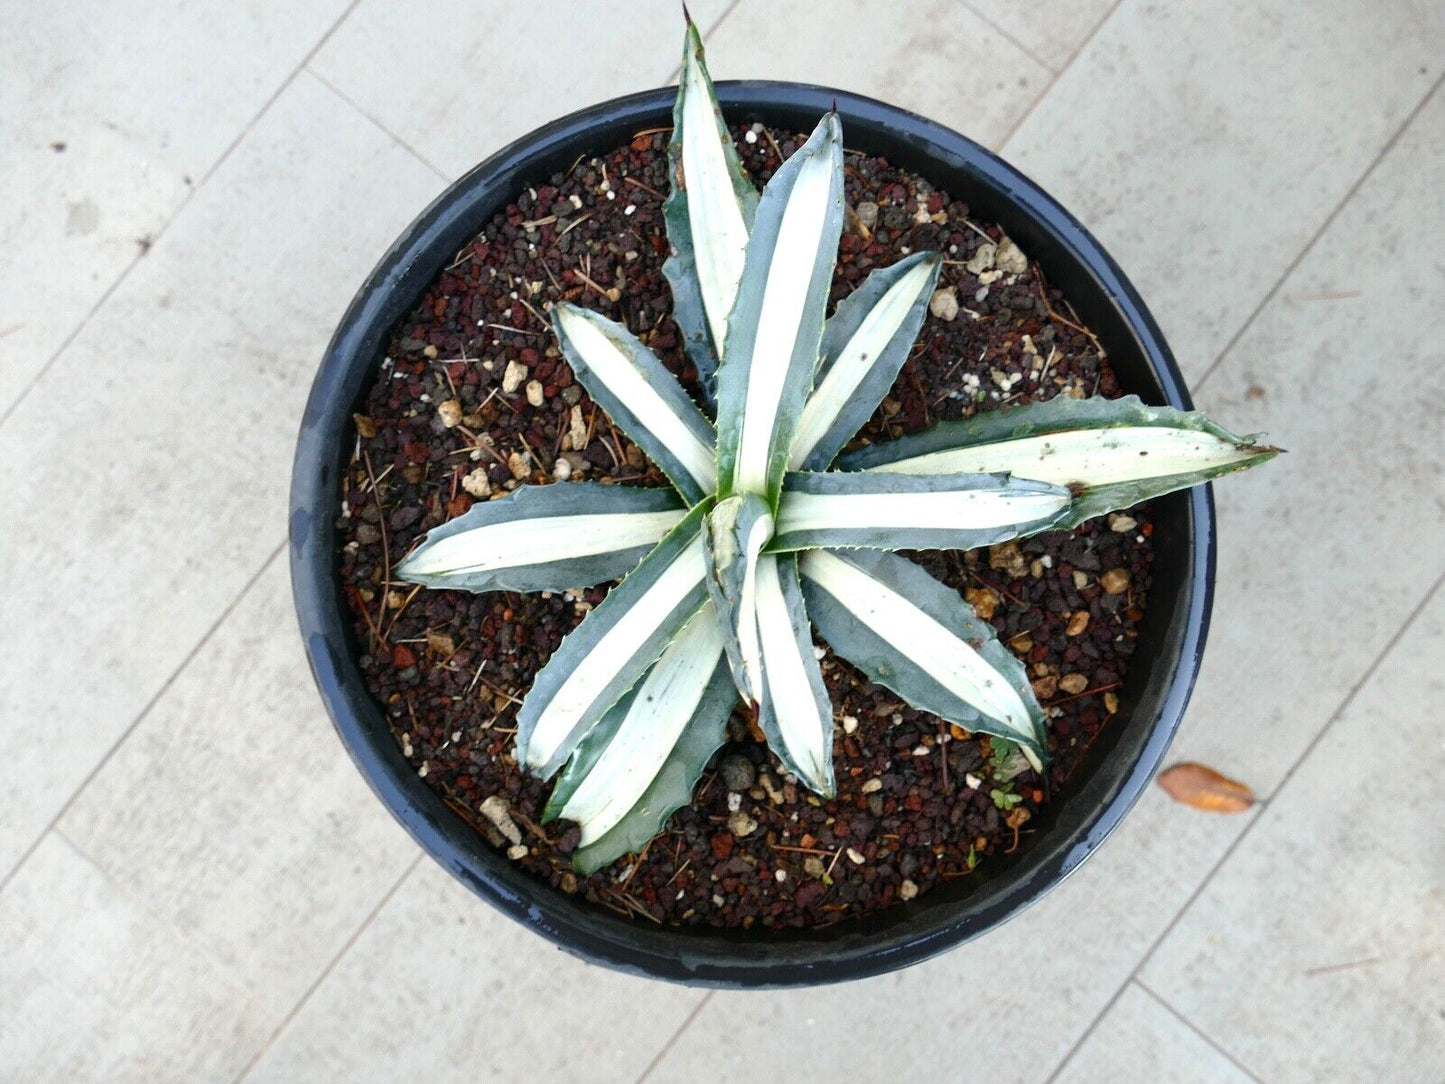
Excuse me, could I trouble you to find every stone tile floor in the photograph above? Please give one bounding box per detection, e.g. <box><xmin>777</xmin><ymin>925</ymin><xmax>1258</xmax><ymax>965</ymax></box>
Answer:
<box><xmin>1</xmin><ymin>1</ymin><xmax>1440</xmax><ymax>1080</ymax></box>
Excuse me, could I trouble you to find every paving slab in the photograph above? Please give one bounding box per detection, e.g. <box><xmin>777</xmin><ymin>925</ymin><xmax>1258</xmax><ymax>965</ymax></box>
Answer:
<box><xmin>60</xmin><ymin>557</ymin><xmax>417</xmax><ymax>1016</ymax></box>
<box><xmin>243</xmin><ymin>860</ymin><xmax>710</xmax><ymax>1084</ymax></box>
<box><xmin>1003</xmin><ymin>0</ymin><xmax>1443</xmax><ymax>380</ymax></box>
<box><xmin>1054</xmin><ymin>982</ymin><xmax>1257</xmax><ymax>1084</ymax></box>
<box><xmin>1164</xmin><ymin>83</ymin><xmax>1445</xmax><ymax>789</ymax></box>
<box><xmin>0</xmin><ymin>0</ymin><xmax>349</xmax><ymax>417</ymax></box>
<box><xmin>965</xmin><ymin>0</ymin><xmax>1116</xmax><ymax>71</ymax></box>
<box><xmin>1141</xmin><ymin>580</ymin><xmax>1445</xmax><ymax>1082</ymax></box>
<box><xmin>706</xmin><ymin>0</ymin><xmax>1049</xmax><ymax>149</ymax></box>
<box><xmin>0</xmin><ymin>834</ymin><xmax>273</xmax><ymax>1082</ymax></box>
<box><xmin>0</xmin><ymin>73</ymin><xmax>442</xmax><ymax>881</ymax></box>
<box><xmin>309</xmin><ymin>0</ymin><xmax>733</xmax><ymax>180</ymax></box>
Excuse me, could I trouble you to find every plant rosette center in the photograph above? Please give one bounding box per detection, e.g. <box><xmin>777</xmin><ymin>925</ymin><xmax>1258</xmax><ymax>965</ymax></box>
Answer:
<box><xmin>389</xmin><ymin>20</ymin><xmax>1278</xmax><ymax>875</ymax></box>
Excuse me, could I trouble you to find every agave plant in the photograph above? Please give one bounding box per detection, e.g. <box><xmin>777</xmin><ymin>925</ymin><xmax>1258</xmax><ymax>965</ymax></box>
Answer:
<box><xmin>394</xmin><ymin>23</ymin><xmax>1276</xmax><ymax>873</ymax></box>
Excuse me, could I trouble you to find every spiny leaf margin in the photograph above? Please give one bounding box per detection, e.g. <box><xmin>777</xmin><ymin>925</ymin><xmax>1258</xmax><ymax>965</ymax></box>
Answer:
<box><xmin>790</xmin><ymin>251</ymin><xmax>942</xmax><ymax>471</ymax></box>
<box><xmin>714</xmin><ymin>113</ymin><xmax>845</xmax><ymax>505</ymax></box>
<box><xmin>771</xmin><ymin>469</ymin><xmax>1069</xmax><ymax>552</ymax></box>
<box><xmin>799</xmin><ymin>548</ymin><xmax>1047</xmax><ymax>769</ymax></box>
<box><xmin>754</xmin><ymin>553</ymin><xmax>837</xmax><ymax>796</ymax></box>
<box><xmin>394</xmin><ymin>483</ymin><xmax>685</xmax><ymax>593</ymax></box>
<box><xmin>551</xmin><ymin>302</ymin><xmax>717</xmax><ymax>504</ymax></box>
<box><xmin>839</xmin><ymin>393</ymin><xmax>1278</xmax><ymax>530</ymax></box>
<box><xmin>702</xmin><ymin>493</ymin><xmax>773</xmax><ymax>704</ymax></box>
<box><xmin>515</xmin><ymin>499</ymin><xmax>712</xmax><ymax>779</ymax></box>
<box><xmin>543</xmin><ymin>606</ymin><xmax>736</xmax><ymax>873</ymax></box>
<box><xmin>661</xmin><ymin>17</ymin><xmax>760</xmax><ymax>405</ymax></box>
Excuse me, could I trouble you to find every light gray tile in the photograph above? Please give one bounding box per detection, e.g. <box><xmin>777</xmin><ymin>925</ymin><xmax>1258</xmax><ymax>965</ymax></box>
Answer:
<box><xmin>309</xmin><ymin>0</ymin><xmax>732</xmax><ymax>179</ymax></box>
<box><xmin>1056</xmin><ymin>983</ymin><xmax>1255</xmax><ymax>1084</ymax></box>
<box><xmin>707</xmin><ymin>0</ymin><xmax>1050</xmax><ymax>149</ymax></box>
<box><xmin>646</xmin><ymin>788</ymin><xmax>1254</xmax><ymax>1084</ymax></box>
<box><xmin>0</xmin><ymin>73</ymin><xmax>443</xmax><ymax>880</ymax></box>
<box><xmin>244</xmin><ymin>860</ymin><xmax>708</xmax><ymax>1083</ymax></box>
<box><xmin>1141</xmin><ymin>582</ymin><xmax>1445</xmax><ymax>1083</ymax></box>
<box><xmin>966</xmin><ymin>0</ymin><xmax>1116</xmax><ymax>71</ymax></box>
<box><xmin>0</xmin><ymin>0</ymin><xmax>349</xmax><ymax>416</ymax></box>
<box><xmin>1003</xmin><ymin>0</ymin><xmax>1443</xmax><ymax>379</ymax></box>
<box><xmin>0</xmin><ymin>834</ymin><xmax>273</xmax><ymax>1083</ymax></box>
<box><xmin>1164</xmin><ymin>83</ymin><xmax>1445</xmax><ymax>789</ymax></box>
<box><xmin>59</xmin><ymin>557</ymin><xmax>417</xmax><ymax>1015</ymax></box>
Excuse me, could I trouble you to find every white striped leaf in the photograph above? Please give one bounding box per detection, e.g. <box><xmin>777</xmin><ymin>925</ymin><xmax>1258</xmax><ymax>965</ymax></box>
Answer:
<box><xmin>773</xmin><ymin>470</ymin><xmax>1069</xmax><ymax>552</ymax></box>
<box><xmin>754</xmin><ymin>553</ymin><xmax>836</xmax><ymax>796</ymax></box>
<box><xmin>840</xmin><ymin>394</ymin><xmax>1278</xmax><ymax>529</ymax></box>
<box><xmin>516</xmin><ymin>500</ymin><xmax>712</xmax><ymax>778</ymax></box>
<box><xmin>543</xmin><ymin>604</ymin><xmax>736</xmax><ymax>874</ymax></box>
<box><xmin>551</xmin><ymin>302</ymin><xmax>717</xmax><ymax>504</ymax></box>
<box><xmin>393</xmin><ymin>483</ymin><xmax>685</xmax><ymax>593</ymax></box>
<box><xmin>798</xmin><ymin>549</ymin><xmax>1046</xmax><ymax>769</ymax></box>
<box><xmin>662</xmin><ymin>18</ymin><xmax>759</xmax><ymax>403</ymax></box>
<box><xmin>715</xmin><ymin>113</ymin><xmax>845</xmax><ymax>503</ymax></box>
<box><xmin>702</xmin><ymin>493</ymin><xmax>774</xmax><ymax>704</ymax></box>
<box><xmin>789</xmin><ymin>251</ymin><xmax>942</xmax><ymax>471</ymax></box>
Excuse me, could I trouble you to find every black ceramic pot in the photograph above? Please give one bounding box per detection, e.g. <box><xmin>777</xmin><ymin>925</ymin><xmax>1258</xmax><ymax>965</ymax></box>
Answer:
<box><xmin>289</xmin><ymin>82</ymin><xmax>1215</xmax><ymax>987</ymax></box>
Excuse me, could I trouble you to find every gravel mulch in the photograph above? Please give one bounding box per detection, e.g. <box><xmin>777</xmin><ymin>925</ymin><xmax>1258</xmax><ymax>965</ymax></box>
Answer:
<box><xmin>336</xmin><ymin>122</ymin><xmax>1154</xmax><ymax>929</ymax></box>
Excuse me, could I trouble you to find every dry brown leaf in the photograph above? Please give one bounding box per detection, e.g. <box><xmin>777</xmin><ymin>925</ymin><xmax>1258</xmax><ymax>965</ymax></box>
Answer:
<box><xmin>1157</xmin><ymin>762</ymin><xmax>1255</xmax><ymax>813</ymax></box>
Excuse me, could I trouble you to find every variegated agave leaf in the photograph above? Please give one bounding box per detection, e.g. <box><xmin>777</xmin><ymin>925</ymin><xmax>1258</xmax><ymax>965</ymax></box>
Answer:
<box><xmin>544</xmin><ymin>604</ymin><xmax>735</xmax><ymax>874</ymax></box>
<box><xmin>714</xmin><ymin>112</ymin><xmax>845</xmax><ymax>505</ymax></box>
<box><xmin>394</xmin><ymin>483</ymin><xmax>685</xmax><ymax>593</ymax></box>
<box><xmin>753</xmin><ymin>553</ymin><xmax>835</xmax><ymax>795</ymax></box>
<box><xmin>662</xmin><ymin>17</ymin><xmax>759</xmax><ymax>402</ymax></box>
<box><xmin>516</xmin><ymin>501</ymin><xmax>712</xmax><ymax>779</ymax></box>
<box><xmin>773</xmin><ymin>470</ymin><xmax>1069</xmax><ymax>552</ymax></box>
<box><xmin>702</xmin><ymin>493</ymin><xmax>773</xmax><ymax>704</ymax></box>
<box><xmin>799</xmin><ymin>548</ymin><xmax>1047</xmax><ymax>770</ymax></box>
<box><xmin>840</xmin><ymin>394</ymin><xmax>1279</xmax><ymax>529</ymax></box>
<box><xmin>551</xmin><ymin>302</ymin><xmax>717</xmax><ymax>504</ymax></box>
<box><xmin>789</xmin><ymin>251</ymin><xmax>942</xmax><ymax>472</ymax></box>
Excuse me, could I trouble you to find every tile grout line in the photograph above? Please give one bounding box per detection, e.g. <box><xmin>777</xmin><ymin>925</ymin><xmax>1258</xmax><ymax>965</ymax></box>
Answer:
<box><xmin>997</xmin><ymin>0</ymin><xmax>1125</xmax><ymax>152</ymax></box>
<box><xmin>1131</xmin><ymin>978</ymin><xmax>1269</xmax><ymax>1084</ymax></box>
<box><xmin>956</xmin><ymin>0</ymin><xmax>1057</xmax><ymax>74</ymax></box>
<box><xmin>1193</xmin><ymin>71</ymin><xmax>1444</xmax><ymax>396</ymax></box>
<box><xmin>312</xmin><ymin>0</ymin><xmax>746</xmax><ymax>184</ymax></box>
<box><xmin>635</xmin><ymin>990</ymin><xmax>716</xmax><ymax>1084</ymax></box>
<box><xmin>0</xmin><ymin>539</ymin><xmax>287</xmax><ymax>896</ymax></box>
<box><xmin>305</xmin><ymin>67</ymin><xmax>451</xmax><ymax>182</ymax></box>
<box><xmin>0</xmin><ymin>0</ymin><xmax>365</xmax><ymax>435</ymax></box>
<box><xmin>232</xmin><ymin>854</ymin><xmax>424</xmax><ymax>1082</ymax></box>
<box><xmin>1043</xmin><ymin>564</ymin><xmax>1445</xmax><ymax>1084</ymax></box>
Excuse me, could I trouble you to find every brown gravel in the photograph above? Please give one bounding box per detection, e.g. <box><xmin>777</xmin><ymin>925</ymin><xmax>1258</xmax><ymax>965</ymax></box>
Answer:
<box><xmin>336</xmin><ymin>121</ymin><xmax>1154</xmax><ymax>929</ymax></box>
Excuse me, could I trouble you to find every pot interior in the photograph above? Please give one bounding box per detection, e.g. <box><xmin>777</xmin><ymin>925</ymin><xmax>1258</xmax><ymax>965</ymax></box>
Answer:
<box><xmin>293</xmin><ymin>82</ymin><xmax>1209</xmax><ymax>985</ymax></box>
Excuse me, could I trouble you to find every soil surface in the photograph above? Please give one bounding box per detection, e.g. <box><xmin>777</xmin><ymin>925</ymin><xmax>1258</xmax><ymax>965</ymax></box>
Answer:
<box><xmin>337</xmin><ymin>123</ymin><xmax>1154</xmax><ymax>928</ymax></box>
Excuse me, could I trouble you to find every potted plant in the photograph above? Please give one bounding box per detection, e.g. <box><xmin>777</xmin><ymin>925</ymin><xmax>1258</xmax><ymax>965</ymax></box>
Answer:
<box><xmin>290</xmin><ymin>21</ymin><xmax>1274</xmax><ymax>986</ymax></box>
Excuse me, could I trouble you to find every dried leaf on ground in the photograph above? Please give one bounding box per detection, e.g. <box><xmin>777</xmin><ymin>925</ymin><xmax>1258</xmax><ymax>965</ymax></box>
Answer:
<box><xmin>1157</xmin><ymin>762</ymin><xmax>1255</xmax><ymax>813</ymax></box>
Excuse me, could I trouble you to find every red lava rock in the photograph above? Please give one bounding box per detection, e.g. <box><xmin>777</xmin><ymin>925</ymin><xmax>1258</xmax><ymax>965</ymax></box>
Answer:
<box><xmin>710</xmin><ymin>833</ymin><xmax>735</xmax><ymax>860</ymax></box>
<box><xmin>794</xmin><ymin>882</ymin><xmax>825</xmax><ymax>909</ymax></box>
